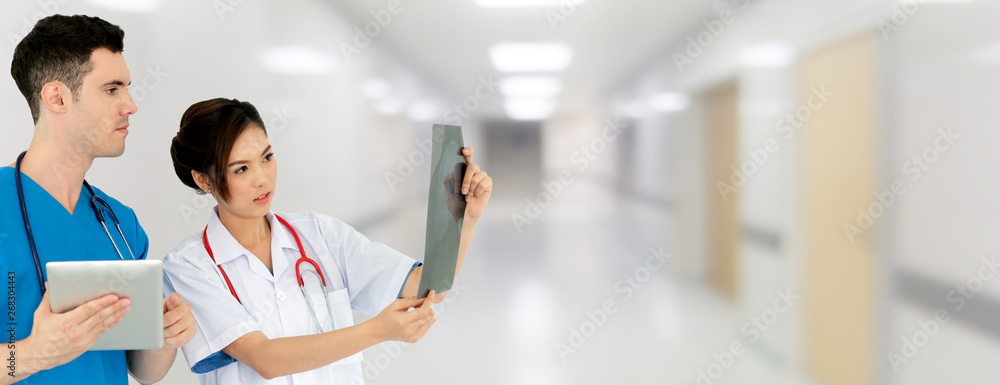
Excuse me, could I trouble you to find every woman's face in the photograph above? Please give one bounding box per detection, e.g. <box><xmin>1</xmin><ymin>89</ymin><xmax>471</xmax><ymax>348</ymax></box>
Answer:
<box><xmin>216</xmin><ymin>126</ymin><xmax>277</xmax><ymax>221</ymax></box>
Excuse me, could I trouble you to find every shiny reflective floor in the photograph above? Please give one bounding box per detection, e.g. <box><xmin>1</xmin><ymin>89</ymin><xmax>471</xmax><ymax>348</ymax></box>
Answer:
<box><xmin>354</xmin><ymin>182</ymin><xmax>815</xmax><ymax>385</ymax></box>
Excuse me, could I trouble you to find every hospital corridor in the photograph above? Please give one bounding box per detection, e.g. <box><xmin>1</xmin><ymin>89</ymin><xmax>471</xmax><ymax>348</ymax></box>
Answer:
<box><xmin>1</xmin><ymin>0</ymin><xmax>999</xmax><ymax>384</ymax></box>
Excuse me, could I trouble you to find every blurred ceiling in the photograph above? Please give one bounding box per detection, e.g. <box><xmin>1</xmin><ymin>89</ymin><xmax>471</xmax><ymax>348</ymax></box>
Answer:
<box><xmin>326</xmin><ymin>0</ymin><xmax>713</xmax><ymax>119</ymax></box>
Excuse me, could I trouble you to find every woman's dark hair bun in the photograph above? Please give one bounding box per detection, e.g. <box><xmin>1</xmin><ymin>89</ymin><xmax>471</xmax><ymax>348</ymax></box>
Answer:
<box><xmin>169</xmin><ymin>98</ymin><xmax>266</xmax><ymax>202</ymax></box>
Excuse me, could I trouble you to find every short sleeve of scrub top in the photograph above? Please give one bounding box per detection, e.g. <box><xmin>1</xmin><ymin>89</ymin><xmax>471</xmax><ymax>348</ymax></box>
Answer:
<box><xmin>0</xmin><ymin>167</ymin><xmax>149</xmax><ymax>385</ymax></box>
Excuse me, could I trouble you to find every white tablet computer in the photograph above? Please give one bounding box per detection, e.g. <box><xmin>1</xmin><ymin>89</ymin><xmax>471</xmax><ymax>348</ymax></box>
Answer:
<box><xmin>46</xmin><ymin>260</ymin><xmax>164</xmax><ymax>351</ymax></box>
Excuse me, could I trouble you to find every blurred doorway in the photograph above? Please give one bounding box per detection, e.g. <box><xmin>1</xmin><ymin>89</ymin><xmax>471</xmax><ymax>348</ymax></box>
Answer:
<box><xmin>800</xmin><ymin>32</ymin><xmax>879</xmax><ymax>385</ymax></box>
<box><xmin>705</xmin><ymin>81</ymin><xmax>741</xmax><ymax>301</ymax></box>
<box><xmin>484</xmin><ymin>120</ymin><xmax>543</xmax><ymax>203</ymax></box>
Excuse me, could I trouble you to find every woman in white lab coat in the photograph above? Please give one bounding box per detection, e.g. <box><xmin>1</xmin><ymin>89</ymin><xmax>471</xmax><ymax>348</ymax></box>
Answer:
<box><xmin>163</xmin><ymin>98</ymin><xmax>492</xmax><ymax>384</ymax></box>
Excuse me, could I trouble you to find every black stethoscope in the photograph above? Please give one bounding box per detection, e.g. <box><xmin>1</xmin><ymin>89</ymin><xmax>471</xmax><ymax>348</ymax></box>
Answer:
<box><xmin>203</xmin><ymin>213</ymin><xmax>339</xmax><ymax>332</ymax></box>
<box><xmin>15</xmin><ymin>151</ymin><xmax>137</xmax><ymax>293</ymax></box>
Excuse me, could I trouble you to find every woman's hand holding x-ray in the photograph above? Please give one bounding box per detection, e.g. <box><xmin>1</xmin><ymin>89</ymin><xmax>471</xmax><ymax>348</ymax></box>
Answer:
<box><xmin>457</xmin><ymin>147</ymin><xmax>491</xmax><ymax>221</ymax></box>
<box><xmin>443</xmin><ymin>147</ymin><xmax>492</xmax><ymax>222</ymax></box>
<box><xmin>365</xmin><ymin>290</ymin><xmax>436</xmax><ymax>343</ymax></box>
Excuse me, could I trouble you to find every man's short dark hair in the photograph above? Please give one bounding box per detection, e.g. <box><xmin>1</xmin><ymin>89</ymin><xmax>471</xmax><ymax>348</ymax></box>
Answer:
<box><xmin>10</xmin><ymin>14</ymin><xmax>125</xmax><ymax>123</ymax></box>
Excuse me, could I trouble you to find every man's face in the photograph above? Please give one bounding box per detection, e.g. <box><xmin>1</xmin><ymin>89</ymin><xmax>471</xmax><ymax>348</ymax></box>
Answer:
<box><xmin>65</xmin><ymin>47</ymin><xmax>138</xmax><ymax>158</ymax></box>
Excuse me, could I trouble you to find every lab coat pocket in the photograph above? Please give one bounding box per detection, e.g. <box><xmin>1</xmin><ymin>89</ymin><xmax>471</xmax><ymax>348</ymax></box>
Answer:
<box><xmin>309</xmin><ymin>288</ymin><xmax>362</xmax><ymax>365</ymax></box>
<box><xmin>327</xmin><ymin>288</ymin><xmax>356</xmax><ymax>330</ymax></box>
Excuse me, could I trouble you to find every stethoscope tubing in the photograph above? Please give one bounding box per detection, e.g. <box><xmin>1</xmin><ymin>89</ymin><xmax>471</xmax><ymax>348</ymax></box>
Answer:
<box><xmin>15</xmin><ymin>151</ymin><xmax>45</xmax><ymax>293</ymax></box>
<box><xmin>14</xmin><ymin>151</ymin><xmax>136</xmax><ymax>293</ymax></box>
<box><xmin>204</xmin><ymin>213</ymin><xmax>338</xmax><ymax>333</ymax></box>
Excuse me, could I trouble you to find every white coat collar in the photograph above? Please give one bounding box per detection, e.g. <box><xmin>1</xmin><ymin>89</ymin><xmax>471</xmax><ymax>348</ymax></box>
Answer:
<box><xmin>205</xmin><ymin>207</ymin><xmax>300</xmax><ymax>278</ymax></box>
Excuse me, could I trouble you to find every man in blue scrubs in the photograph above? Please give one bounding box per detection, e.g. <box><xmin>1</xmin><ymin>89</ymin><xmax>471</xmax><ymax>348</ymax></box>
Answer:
<box><xmin>0</xmin><ymin>15</ymin><xmax>196</xmax><ymax>384</ymax></box>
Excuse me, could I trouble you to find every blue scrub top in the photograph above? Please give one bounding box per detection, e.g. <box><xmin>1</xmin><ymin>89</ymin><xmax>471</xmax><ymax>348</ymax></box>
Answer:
<box><xmin>0</xmin><ymin>166</ymin><xmax>149</xmax><ymax>384</ymax></box>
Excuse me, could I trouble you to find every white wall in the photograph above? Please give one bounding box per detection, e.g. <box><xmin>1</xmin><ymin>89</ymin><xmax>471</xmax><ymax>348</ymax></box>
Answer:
<box><xmin>883</xmin><ymin>1</ymin><xmax>1000</xmax><ymax>383</ymax></box>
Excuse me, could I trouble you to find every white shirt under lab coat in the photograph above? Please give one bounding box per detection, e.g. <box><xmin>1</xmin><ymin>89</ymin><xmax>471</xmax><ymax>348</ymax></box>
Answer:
<box><xmin>163</xmin><ymin>209</ymin><xmax>418</xmax><ymax>385</ymax></box>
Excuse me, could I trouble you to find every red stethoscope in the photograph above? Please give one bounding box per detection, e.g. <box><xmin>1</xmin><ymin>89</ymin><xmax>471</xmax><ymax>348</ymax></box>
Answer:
<box><xmin>203</xmin><ymin>214</ymin><xmax>337</xmax><ymax>332</ymax></box>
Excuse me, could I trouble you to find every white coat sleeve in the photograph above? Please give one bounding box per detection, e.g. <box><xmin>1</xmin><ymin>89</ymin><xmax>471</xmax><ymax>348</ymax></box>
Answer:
<box><xmin>162</xmin><ymin>245</ymin><xmax>264</xmax><ymax>374</ymax></box>
<box><xmin>315</xmin><ymin>213</ymin><xmax>417</xmax><ymax>316</ymax></box>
